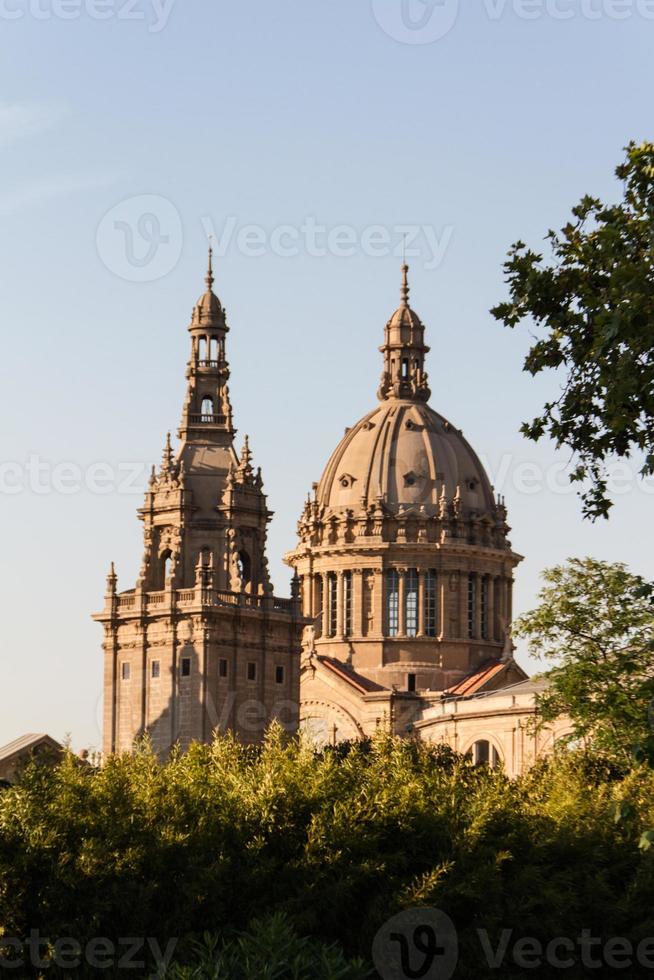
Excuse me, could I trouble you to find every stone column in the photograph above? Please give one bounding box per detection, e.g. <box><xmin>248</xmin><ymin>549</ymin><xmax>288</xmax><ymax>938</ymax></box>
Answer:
<box><xmin>336</xmin><ymin>571</ymin><xmax>345</xmax><ymax>638</ymax></box>
<box><xmin>417</xmin><ymin>570</ymin><xmax>426</xmax><ymax>638</ymax></box>
<box><xmin>398</xmin><ymin>569</ymin><xmax>406</xmax><ymax>637</ymax></box>
<box><xmin>373</xmin><ymin>568</ymin><xmax>383</xmax><ymax>636</ymax></box>
<box><xmin>439</xmin><ymin>573</ymin><xmax>448</xmax><ymax>640</ymax></box>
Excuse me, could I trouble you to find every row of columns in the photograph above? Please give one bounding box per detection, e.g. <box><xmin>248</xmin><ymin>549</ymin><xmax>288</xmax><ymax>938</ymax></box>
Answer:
<box><xmin>306</xmin><ymin>568</ymin><xmax>512</xmax><ymax>643</ymax></box>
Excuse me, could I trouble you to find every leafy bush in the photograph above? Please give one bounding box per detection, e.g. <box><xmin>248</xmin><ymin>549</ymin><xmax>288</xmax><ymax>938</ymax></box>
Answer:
<box><xmin>1</xmin><ymin>729</ymin><xmax>654</xmax><ymax>977</ymax></box>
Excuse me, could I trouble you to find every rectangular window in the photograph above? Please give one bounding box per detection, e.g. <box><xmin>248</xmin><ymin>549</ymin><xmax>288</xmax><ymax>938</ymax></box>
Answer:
<box><xmin>343</xmin><ymin>571</ymin><xmax>353</xmax><ymax>637</ymax></box>
<box><xmin>425</xmin><ymin>570</ymin><xmax>437</xmax><ymax>637</ymax></box>
<box><xmin>405</xmin><ymin>568</ymin><xmax>418</xmax><ymax>637</ymax></box>
<box><xmin>481</xmin><ymin>576</ymin><xmax>489</xmax><ymax>640</ymax></box>
<box><xmin>386</xmin><ymin>569</ymin><xmax>399</xmax><ymax>637</ymax></box>
<box><xmin>275</xmin><ymin>665</ymin><xmax>285</xmax><ymax>684</ymax></box>
<box><xmin>219</xmin><ymin>658</ymin><xmax>228</xmax><ymax>678</ymax></box>
<box><xmin>151</xmin><ymin>660</ymin><xmax>160</xmax><ymax>679</ymax></box>
<box><xmin>247</xmin><ymin>662</ymin><xmax>257</xmax><ymax>682</ymax></box>
<box><xmin>407</xmin><ymin>673</ymin><xmax>417</xmax><ymax>693</ymax></box>
<box><xmin>181</xmin><ymin>657</ymin><xmax>191</xmax><ymax>677</ymax></box>
<box><xmin>468</xmin><ymin>574</ymin><xmax>477</xmax><ymax>639</ymax></box>
<box><xmin>328</xmin><ymin>573</ymin><xmax>337</xmax><ymax>637</ymax></box>
<box><xmin>121</xmin><ymin>662</ymin><xmax>130</xmax><ymax>681</ymax></box>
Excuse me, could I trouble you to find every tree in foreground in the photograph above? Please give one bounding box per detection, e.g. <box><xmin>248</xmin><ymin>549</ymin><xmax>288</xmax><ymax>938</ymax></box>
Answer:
<box><xmin>492</xmin><ymin>141</ymin><xmax>654</xmax><ymax>519</ymax></box>
<box><xmin>515</xmin><ymin>557</ymin><xmax>654</xmax><ymax>763</ymax></box>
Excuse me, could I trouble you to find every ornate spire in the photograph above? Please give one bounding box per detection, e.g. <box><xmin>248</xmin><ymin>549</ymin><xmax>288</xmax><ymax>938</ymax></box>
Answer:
<box><xmin>205</xmin><ymin>245</ymin><xmax>214</xmax><ymax>293</ymax></box>
<box><xmin>161</xmin><ymin>432</ymin><xmax>174</xmax><ymax>472</ymax></box>
<box><xmin>400</xmin><ymin>262</ymin><xmax>409</xmax><ymax>308</ymax></box>
<box><xmin>377</xmin><ymin>263</ymin><xmax>431</xmax><ymax>403</ymax></box>
<box><xmin>235</xmin><ymin>435</ymin><xmax>255</xmax><ymax>483</ymax></box>
<box><xmin>178</xmin><ymin>254</ymin><xmax>233</xmax><ymax>441</ymax></box>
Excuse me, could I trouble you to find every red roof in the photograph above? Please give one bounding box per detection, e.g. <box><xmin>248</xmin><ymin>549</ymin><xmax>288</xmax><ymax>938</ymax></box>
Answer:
<box><xmin>445</xmin><ymin>660</ymin><xmax>507</xmax><ymax>697</ymax></box>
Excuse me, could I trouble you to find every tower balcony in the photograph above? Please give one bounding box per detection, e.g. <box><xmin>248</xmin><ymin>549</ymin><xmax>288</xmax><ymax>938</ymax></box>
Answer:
<box><xmin>98</xmin><ymin>586</ymin><xmax>300</xmax><ymax>620</ymax></box>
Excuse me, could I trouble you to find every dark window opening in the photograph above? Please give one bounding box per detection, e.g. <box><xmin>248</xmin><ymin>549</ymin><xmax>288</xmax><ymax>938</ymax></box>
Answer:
<box><xmin>219</xmin><ymin>659</ymin><xmax>228</xmax><ymax>678</ymax></box>
<box><xmin>151</xmin><ymin>660</ymin><xmax>160</xmax><ymax>679</ymax></box>
<box><xmin>181</xmin><ymin>657</ymin><xmax>191</xmax><ymax>677</ymax></box>
<box><xmin>408</xmin><ymin>673</ymin><xmax>417</xmax><ymax>693</ymax></box>
<box><xmin>275</xmin><ymin>665</ymin><xmax>285</xmax><ymax>684</ymax></box>
<box><xmin>405</xmin><ymin>568</ymin><xmax>418</xmax><ymax>637</ymax></box>
<box><xmin>247</xmin><ymin>662</ymin><xmax>257</xmax><ymax>681</ymax></box>
<box><xmin>237</xmin><ymin>550</ymin><xmax>251</xmax><ymax>585</ymax></box>
<box><xmin>343</xmin><ymin>571</ymin><xmax>353</xmax><ymax>637</ymax></box>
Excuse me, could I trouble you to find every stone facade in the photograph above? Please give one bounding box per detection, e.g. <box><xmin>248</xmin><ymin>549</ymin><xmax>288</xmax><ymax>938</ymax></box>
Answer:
<box><xmin>94</xmin><ymin>253</ymin><xmax>305</xmax><ymax>757</ymax></box>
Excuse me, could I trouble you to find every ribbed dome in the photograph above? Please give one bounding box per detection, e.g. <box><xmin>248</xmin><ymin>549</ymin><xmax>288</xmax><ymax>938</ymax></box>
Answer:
<box><xmin>318</xmin><ymin>400</ymin><xmax>495</xmax><ymax>517</ymax></box>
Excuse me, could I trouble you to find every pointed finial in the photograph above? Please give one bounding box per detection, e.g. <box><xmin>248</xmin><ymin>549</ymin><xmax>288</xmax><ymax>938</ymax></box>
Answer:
<box><xmin>161</xmin><ymin>432</ymin><xmax>173</xmax><ymax>471</ymax></box>
<box><xmin>205</xmin><ymin>243</ymin><xmax>214</xmax><ymax>293</ymax></box>
<box><xmin>400</xmin><ymin>262</ymin><xmax>409</xmax><ymax>308</ymax></box>
<box><xmin>106</xmin><ymin>561</ymin><xmax>117</xmax><ymax>593</ymax></box>
<box><xmin>240</xmin><ymin>434</ymin><xmax>252</xmax><ymax>465</ymax></box>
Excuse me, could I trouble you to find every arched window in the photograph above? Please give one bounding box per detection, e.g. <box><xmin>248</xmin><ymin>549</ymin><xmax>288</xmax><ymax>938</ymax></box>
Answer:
<box><xmin>405</xmin><ymin>568</ymin><xmax>418</xmax><ymax>637</ymax></box>
<box><xmin>237</xmin><ymin>550</ymin><xmax>251</xmax><ymax>586</ymax></box>
<box><xmin>425</xmin><ymin>570</ymin><xmax>437</xmax><ymax>637</ymax></box>
<box><xmin>343</xmin><ymin>571</ymin><xmax>352</xmax><ymax>637</ymax></box>
<box><xmin>198</xmin><ymin>337</ymin><xmax>207</xmax><ymax>361</ymax></box>
<box><xmin>200</xmin><ymin>397</ymin><xmax>214</xmax><ymax>419</ymax></box>
<box><xmin>386</xmin><ymin>569</ymin><xmax>399</xmax><ymax>637</ymax></box>
<box><xmin>468</xmin><ymin>740</ymin><xmax>500</xmax><ymax>768</ymax></box>
<box><xmin>160</xmin><ymin>549</ymin><xmax>172</xmax><ymax>587</ymax></box>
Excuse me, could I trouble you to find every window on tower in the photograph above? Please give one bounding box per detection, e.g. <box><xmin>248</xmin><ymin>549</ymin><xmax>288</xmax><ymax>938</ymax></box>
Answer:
<box><xmin>247</xmin><ymin>662</ymin><xmax>257</xmax><ymax>682</ymax></box>
<box><xmin>326</xmin><ymin>573</ymin><xmax>338</xmax><ymax>637</ymax></box>
<box><xmin>468</xmin><ymin>573</ymin><xmax>477</xmax><ymax>639</ymax></box>
<box><xmin>405</xmin><ymin>569</ymin><xmax>418</xmax><ymax>637</ymax></box>
<box><xmin>151</xmin><ymin>660</ymin><xmax>160</xmax><ymax>679</ymax></box>
<box><xmin>181</xmin><ymin>657</ymin><xmax>191</xmax><ymax>677</ymax></box>
<box><xmin>121</xmin><ymin>662</ymin><xmax>130</xmax><ymax>681</ymax></box>
<box><xmin>219</xmin><ymin>658</ymin><xmax>228</xmax><ymax>678</ymax></box>
<box><xmin>481</xmin><ymin>575</ymin><xmax>490</xmax><ymax>640</ymax></box>
<box><xmin>275</xmin><ymin>665</ymin><xmax>285</xmax><ymax>684</ymax></box>
<box><xmin>343</xmin><ymin>571</ymin><xmax>352</xmax><ymax>637</ymax></box>
<box><xmin>425</xmin><ymin>570</ymin><xmax>437</xmax><ymax>637</ymax></box>
<box><xmin>200</xmin><ymin>397</ymin><xmax>214</xmax><ymax>420</ymax></box>
<box><xmin>386</xmin><ymin>569</ymin><xmax>399</xmax><ymax>637</ymax></box>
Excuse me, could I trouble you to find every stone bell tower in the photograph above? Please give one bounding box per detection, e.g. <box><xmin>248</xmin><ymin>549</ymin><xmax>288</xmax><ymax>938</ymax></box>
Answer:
<box><xmin>94</xmin><ymin>252</ymin><xmax>305</xmax><ymax>756</ymax></box>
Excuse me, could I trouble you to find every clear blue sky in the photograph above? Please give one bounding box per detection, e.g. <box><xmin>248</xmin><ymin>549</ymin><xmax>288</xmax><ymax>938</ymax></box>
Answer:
<box><xmin>1</xmin><ymin>0</ymin><xmax>651</xmax><ymax>749</ymax></box>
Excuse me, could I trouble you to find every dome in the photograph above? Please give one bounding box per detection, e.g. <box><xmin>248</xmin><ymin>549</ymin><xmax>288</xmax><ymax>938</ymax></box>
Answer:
<box><xmin>317</xmin><ymin>400</ymin><xmax>495</xmax><ymax>518</ymax></box>
<box><xmin>190</xmin><ymin>248</ymin><xmax>226</xmax><ymax>328</ymax></box>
